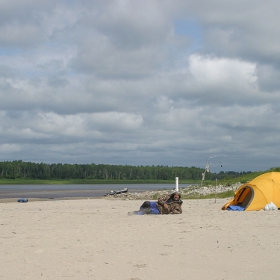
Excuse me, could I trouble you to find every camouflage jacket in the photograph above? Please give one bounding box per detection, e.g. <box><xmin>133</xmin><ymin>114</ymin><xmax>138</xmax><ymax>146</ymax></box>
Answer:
<box><xmin>156</xmin><ymin>194</ymin><xmax>183</xmax><ymax>214</ymax></box>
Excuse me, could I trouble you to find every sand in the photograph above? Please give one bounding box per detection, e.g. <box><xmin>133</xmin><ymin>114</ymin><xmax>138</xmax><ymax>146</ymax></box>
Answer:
<box><xmin>0</xmin><ymin>197</ymin><xmax>279</xmax><ymax>280</ymax></box>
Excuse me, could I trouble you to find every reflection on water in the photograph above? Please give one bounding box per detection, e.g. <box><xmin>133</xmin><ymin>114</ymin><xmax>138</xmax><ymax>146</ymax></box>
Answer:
<box><xmin>0</xmin><ymin>184</ymin><xmax>191</xmax><ymax>199</ymax></box>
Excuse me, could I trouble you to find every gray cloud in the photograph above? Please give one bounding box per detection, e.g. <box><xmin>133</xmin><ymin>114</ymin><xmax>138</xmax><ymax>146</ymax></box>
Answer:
<box><xmin>255</xmin><ymin>64</ymin><xmax>280</xmax><ymax>92</ymax></box>
<box><xmin>0</xmin><ymin>0</ymin><xmax>280</xmax><ymax>171</ymax></box>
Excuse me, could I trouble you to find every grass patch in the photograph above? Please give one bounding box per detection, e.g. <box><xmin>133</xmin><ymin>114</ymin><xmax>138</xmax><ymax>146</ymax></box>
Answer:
<box><xmin>0</xmin><ymin>179</ymin><xmax>69</xmax><ymax>185</ymax></box>
<box><xmin>181</xmin><ymin>190</ymin><xmax>235</xmax><ymax>200</ymax></box>
<box><xmin>0</xmin><ymin>178</ymin><xmax>201</xmax><ymax>185</ymax></box>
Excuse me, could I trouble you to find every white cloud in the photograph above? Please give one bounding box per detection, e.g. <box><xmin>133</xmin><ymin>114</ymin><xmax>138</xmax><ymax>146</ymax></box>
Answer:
<box><xmin>189</xmin><ymin>55</ymin><xmax>256</xmax><ymax>85</ymax></box>
<box><xmin>0</xmin><ymin>143</ymin><xmax>21</xmax><ymax>153</ymax></box>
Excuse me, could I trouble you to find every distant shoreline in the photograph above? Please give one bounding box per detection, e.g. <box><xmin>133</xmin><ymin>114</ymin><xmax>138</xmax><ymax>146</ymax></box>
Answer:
<box><xmin>0</xmin><ymin>183</ymin><xmax>183</xmax><ymax>202</ymax></box>
<box><xmin>0</xmin><ymin>179</ymin><xmax>201</xmax><ymax>185</ymax></box>
<box><xmin>0</xmin><ymin>183</ymin><xmax>240</xmax><ymax>203</ymax></box>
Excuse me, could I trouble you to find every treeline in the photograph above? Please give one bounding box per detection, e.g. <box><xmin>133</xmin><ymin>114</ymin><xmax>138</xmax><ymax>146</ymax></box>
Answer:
<box><xmin>0</xmin><ymin>160</ymin><xmax>252</xmax><ymax>181</ymax></box>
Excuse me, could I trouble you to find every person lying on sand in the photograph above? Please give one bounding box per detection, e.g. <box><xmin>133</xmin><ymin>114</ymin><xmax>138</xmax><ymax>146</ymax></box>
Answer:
<box><xmin>128</xmin><ymin>192</ymin><xmax>183</xmax><ymax>215</ymax></box>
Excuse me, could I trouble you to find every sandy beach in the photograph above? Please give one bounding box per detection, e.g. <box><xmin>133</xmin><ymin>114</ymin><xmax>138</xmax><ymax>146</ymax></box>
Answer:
<box><xmin>1</xmin><ymin>197</ymin><xmax>279</xmax><ymax>280</ymax></box>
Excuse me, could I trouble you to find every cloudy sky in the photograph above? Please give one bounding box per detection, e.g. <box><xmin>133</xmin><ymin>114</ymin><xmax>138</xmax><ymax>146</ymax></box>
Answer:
<box><xmin>0</xmin><ymin>0</ymin><xmax>280</xmax><ymax>172</ymax></box>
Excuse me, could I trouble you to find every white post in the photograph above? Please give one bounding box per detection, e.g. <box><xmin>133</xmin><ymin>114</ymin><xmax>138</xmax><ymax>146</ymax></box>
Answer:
<box><xmin>175</xmin><ymin>177</ymin><xmax>179</xmax><ymax>192</ymax></box>
<box><xmin>215</xmin><ymin>178</ymin><xmax>217</xmax><ymax>203</ymax></box>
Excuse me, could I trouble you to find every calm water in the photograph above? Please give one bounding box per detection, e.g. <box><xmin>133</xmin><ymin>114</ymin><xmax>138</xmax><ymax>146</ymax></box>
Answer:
<box><xmin>0</xmin><ymin>184</ymin><xmax>191</xmax><ymax>199</ymax></box>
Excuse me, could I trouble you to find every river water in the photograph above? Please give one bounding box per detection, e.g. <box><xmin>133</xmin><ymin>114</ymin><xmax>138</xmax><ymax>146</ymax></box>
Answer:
<box><xmin>0</xmin><ymin>184</ymin><xmax>191</xmax><ymax>200</ymax></box>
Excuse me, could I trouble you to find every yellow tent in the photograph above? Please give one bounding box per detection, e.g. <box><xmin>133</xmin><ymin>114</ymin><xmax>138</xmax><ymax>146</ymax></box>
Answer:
<box><xmin>222</xmin><ymin>172</ymin><xmax>280</xmax><ymax>211</ymax></box>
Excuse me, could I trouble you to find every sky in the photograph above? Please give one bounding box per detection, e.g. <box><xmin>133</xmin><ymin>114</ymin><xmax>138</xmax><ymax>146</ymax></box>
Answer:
<box><xmin>0</xmin><ymin>0</ymin><xmax>280</xmax><ymax>172</ymax></box>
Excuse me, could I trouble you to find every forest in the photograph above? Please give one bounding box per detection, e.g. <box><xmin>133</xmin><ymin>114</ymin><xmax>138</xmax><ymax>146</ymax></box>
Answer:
<box><xmin>0</xmin><ymin>160</ymin><xmax>252</xmax><ymax>181</ymax></box>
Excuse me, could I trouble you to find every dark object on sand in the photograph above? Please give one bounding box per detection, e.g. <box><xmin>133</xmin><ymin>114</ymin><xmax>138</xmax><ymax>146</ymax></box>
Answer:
<box><xmin>104</xmin><ymin>188</ymin><xmax>128</xmax><ymax>196</ymax></box>
<box><xmin>17</xmin><ymin>198</ymin><xmax>28</xmax><ymax>203</ymax></box>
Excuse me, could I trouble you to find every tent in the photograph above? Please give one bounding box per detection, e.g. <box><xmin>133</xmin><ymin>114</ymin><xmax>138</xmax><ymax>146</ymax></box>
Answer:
<box><xmin>222</xmin><ymin>172</ymin><xmax>280</xmax><ymax>211</ymax></box>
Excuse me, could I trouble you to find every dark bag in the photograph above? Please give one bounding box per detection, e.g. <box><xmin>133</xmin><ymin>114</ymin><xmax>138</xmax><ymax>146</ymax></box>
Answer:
<box><xmin>140</xmin><ymin>201</ymin><xmax>152</xmax><ymax>214</ymax></box>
